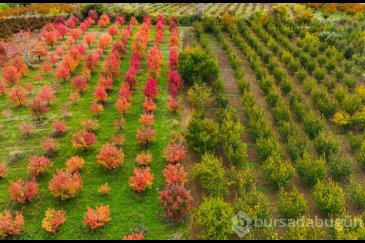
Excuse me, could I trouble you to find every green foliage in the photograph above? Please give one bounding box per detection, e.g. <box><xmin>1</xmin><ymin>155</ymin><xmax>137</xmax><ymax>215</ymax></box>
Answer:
<box><xmin>234</xmin><ymin>190</ymin><xmax>271</xmax><ymax>221</ymax></box>
<box><xmin>81</xmin><ymin>3</ymin><xmax>105</xmax><ymax>18</ymax></box>
<box><xmin>347</xmin><ymin>176</ymin><xmax>365</xmax><ymax>208</ymax></box>
<box><xmin>263</xmin><ymin>155</ymin><xmax>295</xmax><ymax>189</ymax></box>
<box><xmin>178</xmin><ymin>46</ymin><xmax>219</xmax><ymax>85</ymax></box>
<box><xmin>286</xmin><ymin>134</ymin><xmax>310</xmax><ymax>161</ymax></box>
<box><xmin>256</xmin><ymin>136</ymin><xmax>281</xmax><ymax>161</ymax></box>
<box><xmin>296</xmin><ymin>152</ymin><xmax>327</xmax><ymax>187</ymax></box>
<box><xmin>303</xmin><ymin>115</ymin><xmax>324</xmax><ymax>139</ymax></box>
<box><xmin>312</xmin><ymin>179</ymin><xmax>346</xmax><ymax>216</ymax></box>
<box><xmin>314</xmin><ymin>131</ymin><xmax>339</xmax><ymax>158</ymax></box>
<box><xmin>185</xmin><ymin>114</ymin><xmax>219</xmax><ymax>155</ymax></box>
<box><xmin>192</xmin><ymin>153</ymin><xmax>229</xmax><ymax>196</ymax></box>
<box><xmin>279</xmin><ymin>187</ymin><xmax>308</xmax><ymax>219</ymax></box>
<box><xmin>328</xmin><ymin>153</ymin><xmax>352</xmax><ymax>181</ymax></box>
<box><xmin>228</xmin><ymin>167</ymin><xmax>256</xmax><ymax>195</ymax></box>
<box><xmin>285</xmin><ymin>216</ymin><xmax>325</xmax><ymax>240</ymax></box>
<box><xmin>187</xmin><ymin>83</ymin><xmax>213</xmax><ymax>112</ymax></box>
<box><xmin>313</xmin><ymin>67</ymin><xmax>326</xmax><ymax>82</ymax></box>
<box><xmin>193</xmin><ymin>197</ymin><xmax>234</xmax><ymax>240</ymax></box>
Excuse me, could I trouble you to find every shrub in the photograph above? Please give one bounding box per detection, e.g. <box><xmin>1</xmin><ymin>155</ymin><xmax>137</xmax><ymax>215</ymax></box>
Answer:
<box><xmin>42</xmin><ymin>137</ymin><xmax>59</xmax><ymax>155</ymax></box>
<box><xmin>9</xmin><ymin>178</ymin><xmax>38</xmax><ymax>204</ymax></box>
<box><xmin>344</xmin><ymin>76</ymin><xmax>356</xmax><ymax>89</ymax></box>
<box><xmin>296</xmin><ymin>153</ymin><xmax>327</xmax><ymax>187</ymax></box>
<box><xmin>347</xmin><ymin>176</ymin><xmax>365</xmax><ymax>208</ymax></box>
<box><xmin>312</xmin><ymin>179</ymin><xmax>345</xmax><ymax>216</ymax></box>
<box><xmin>303</xmin><ymin>115</ymin><xmax>324</xmax><ymax>139</ymax></box>
<box><xmin>228</xmin><ymin>167</ymin><xmax>256</xmax><ymax>195</ymax></box>
<box><xmin>65</xmin><ymin>156</ymin><xmax>85</xmax><ymax>172</ymax></box>
<box><xmin>263</xmin><ymin>155</ymin><xmax>295</xmax><ymax>189</ymax></box>
<box><xmin>97</xmin><ymin>183</ymin><xmax>111</xmax><ymax>196</ymax></box>
<box><xmin>178</xmin><ymin>46</ymin><xmax>219</xmax><ymax>85</ymax></box>
<box><xmin>72</xmin><ymin>130</ymin><xmax>96</xmax><ymax>150</ymax></box>
<box><xmin>20</xmin><ymin>123</ymin><xmax>35</xmax><ymax>137</ymax></box>
<box><xmin>129</xmin><ymin>167</ymin><xmax>154</xmax><ymax>192</ymax></box>
<box><xmin>286</xmin><ymin>134</ymin><xmax>310</xmax><ymax>161</ymax></box>
<box><xmin>313</xmin><ymin>67</ymin><xmax>325</xmax><ymax>81</ymax></box>
<box><xmin>328</xmin><ymin>153</ymin><xmax>351</xmax><ymax>181</ymax></box>
<box><xmin>234</xmin><ymin>189</ymin><xmax>271</xmax><ymax>222</ymax></box>
<box><xmin>7</xmin><ymin>86</ymin><xmax>27</xmax><ymax>106</ymax></box>
<box><xmin>135</xmin><ymin>151</ymin><xmax>152</xmax><ymax>166</ymax></box>
<box><xmin>163</xmin><ymin>141</ymin><xmax>187</xmax><ymax>163</ymax></box>
<box><xmin>187</xmin><ymin>83</ymin><xmax>213</xmax><ymax>111</ymax></box>
<box><xmin>314</xmin><ymin>131</ymin><xmax>339</xmax><ymax>158</ymax></box>
<box><xmin>143</xmin><ymin>78</ymin><xmax>158</xmax><ymax>99</ymax></box>
<box><xmin>83</xmin><ymin>205</ymin><xmax>110</xmax><ymax>230</ymax></box>
<box><xmin>163</xmin><ymin>163</ymin><xmax>187</xmax><ymax>185</ymax></box>
<box><xmin>52</xmin><ymin>120</ymin><xmax>67</xmax><ymax>136</ymax></box>
<box><xmin>48</xmin><ymin>169</ymin><xmax>82</xmax><ymax>200</ymax></box>
<box><xmin>136</xmin><ymin>126</ymin><xmax>157</xmax><ymax>145</ymax></box>
<box><xmin>72</xmin><ymin>76</ymin><xmax>88</xmax><ymax>93</ymax></box>
<box><xmin>159</xmin><ymin>183</ymin><xmax>192</xmax><ymax>223</ymax></box>
<box><xmin>96</xmin><ymin>144</ymin><xmax>124</xmax><ymax>170</ymax></box>
<box><xmin>193</xmin><ymin>197</ymin><xmax>234</xmax><ymax>240</ymax></box>
<box><xmin>285</xmin><ymin>215</ymin><xmax>324</xmax><ymax>240</ymax></box>
<box><xmin>123</xmin><ymin>232</ymin><xmax>144</xmax><ymax>240</ymax></box>
<box><xmin>42</xmin><ymin>208</ymin><xmax>66</xmax><ymax>234</ymax></box>
<box><xmin>192</xmin><ymin>153</ymin><xmax>229</xmax><ymax>196</ymax></box>
<box><xmin>279</xmin><ymin>187</ymin><xmax>308</xmax><ymax>219</ymax></box>
<box><xmin>256</xmin><ymin>136</ymin><xmax>281</xmax><ymax>161</ymax></box>
<box><xmin>138</xmin><ymin>113</ymin><xmax>154</xmax><ymax>127</ymax></box>
<box><xmin>0</xmin><ymin>211</ymin><xmax>25</xmax><ymax>238</ymax></box>
<box><xmin>27</xmin><ymin>155</ymin><xmax>52</xmax><ymax>176</ymax></box>
<box><xmin>185</xmin><ymin>115</ymin><xmax>219</xmax><ymax>155</ymax></box>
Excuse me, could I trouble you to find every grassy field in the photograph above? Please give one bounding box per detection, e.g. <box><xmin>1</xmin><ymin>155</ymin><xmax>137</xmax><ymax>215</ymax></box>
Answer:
<box><xmin>0</xmin><ymin>23</ymin><xmax>188</xmax><ymax>240</ymax></box>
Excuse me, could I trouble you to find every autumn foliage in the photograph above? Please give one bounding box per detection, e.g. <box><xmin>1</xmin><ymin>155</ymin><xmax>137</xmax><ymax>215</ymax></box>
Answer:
<box><xmin>48</xmin><ymin>169</ymin><xmax>82</xmax><ymax>200</ymax></box>
<box><xmin>135</xmin><ymin>151</ymin><xmax>152</xmax><ymax>166</ymax></box>
<box><xmin>0</xmin><ymin>211</ymin><xmax>25</xmax><ymax>238</ymax></box>
<box><xmin>163</xmin><ymin>142</ymin><xmax>187</xmax><ymax>163</ymax></box>
<box><xmin>83</xmin><ymin>205</ymin><xmax>110</xmax><ymax>230</ymax></box>
<box><xmin>159</xmin><ymin>183</ymin><xmax>192</xmax><ymax>223</ymax></box>
<box><xmin>9</xmin><ymin>178</ymin><xmax>38</xmax><ymax>204</ymax></box>
<box><xmin>163</xmin><ymin>163</ymin><xmax>187</xmax><ymax>185</ymax></box>
<box><xmin>136</xmin><ymin>126</ymin><xmax>157</xmax><ymax>145</ymax></box>
<box><xmin>42</xmin><ymin>208</ymin><xmax>66</xmax><ymax>234</ymax></box>
<box><xmin>96</xmin><ymin>144</ymin><xmax>124</xmax><ymax>170</ymax></box>
<box><xmin>72</xmin><ymin>130</ymin><xmax>97</xmax><ymax>150</ymax></box>
<box><xmin>28</xmin><ymin>155</ymin><xmax>52</xmax><ymax>176</ymax></box>
<box><xmin>65</xmin><ymin>156</ymin><xmax>85</xmax><ymax>172</ymax></box>
<box><xmin>129</xmin><ymin>167</ymin><xmax>154</xmax><ymax>192</ymax></box>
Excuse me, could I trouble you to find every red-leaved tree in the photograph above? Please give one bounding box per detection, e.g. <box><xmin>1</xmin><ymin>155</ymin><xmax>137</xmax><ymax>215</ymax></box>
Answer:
<box><xmin>27</xmin><ymin>155</ymin><xmax>52</xmax><ymax>176</ymax></box>
<box><xmin>83</xmin><ymin>205</ymin><xmax>110</xmax><ymax>230</ymax></box>
<box><xmin>129</xmin><ymin>167</ymin><xmax>154</xmax><ymax>192</ymax></box>
<box><xmin>163</xmin><ymin>163</ymin><xmax>187</xmax><ymax>185</ymax></box>
<box><xmin>48</xmin><ymin>169</ymin><xmax>82</xmax><ymax>200</ymax></box>
<box><xmin>96</xmin><ymin>144</ymin><xmax>124</xmax><ymax>170</ymax></box>
<box><xmin>72</xmin><ymin>130</ymin><xmax>97</xmax><ymax>150</ymax></box>
<box><xmin>9</xmin><ymin>178</ymin><xmax>38</xmax><ymax>204</ymax></box>
<box><xmin>0</xmin><ymin>211</ymin><xmax>25</xmax><ymax>237</ymax></box>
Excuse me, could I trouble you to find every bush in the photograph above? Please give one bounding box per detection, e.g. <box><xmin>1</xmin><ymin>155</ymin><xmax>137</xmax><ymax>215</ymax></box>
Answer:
<box><xmin>187</xmin><ymin>83</ymin><xmax>213</xmax><ymax>112</ymax></box>
<box><xmin>129</xmin><ymin>167</ymin><xmax>154</xmax><ymax>192</ymax></box>
<box><xmin>178</xmin><ymin>46</ymin><xmax>219</xmax><ymax>85</ymax></box>
<box><xmin>328</xmin><ymin>153</ymin><xmax>352</xmax><ymax>181</ymax></box>
<box><xmin>344</xmin><ymin>76</ymin><xmax>356</xmax><ymax>89</ymax></box>
<box><xmin>184</xmin><ymin>115</ymin><xmax>219</xmax><ymax>155</ymax></box>
<box><xmin>313</xmin><ymin>67</ymin><xmax>325</xmax><ymax>81</ymax></box>
<box><xmin>285</xmin><ymin>216</ymin><xmax>324</xmax><ymax>240</ymax></box>
<box><xmin>48</xmin><ymin>170</ymin><xmax>82</xmax><ymax>200</ymax></box>
<box><xmin>303</xmin><ymin>115</ymin><xmax>324</xmax><ymax>139</ymax></box>
<box><xmin>228</xmin><ymin>167</ymin><xmax>256</xmax><ymax>195</ymax></box>
<box><xmin>83</xmin><ymin>205</ymin><xmax>110</xmax><ymax>230</ymax></box>
<box><xmin>159</xmin><ymin>183</ymin><xmax>192</xmax><ymax>224</ymax></box>
<box><xmin>312</xmin><ymin>179</ymin><xmax>345</xmax><ymax>216</ymax></box>
<box><xmin>71</xmin><ymin>130</ymin><xmax>96</xmax><ymax>150</ymax></box>
<box><xmin>263</xmin><ymin>155</ymin><xmax>295</xmax><ymax>189</ymax></box>
<box><xmin>279</xmin><ymin>187</ymin><xmax>308</xmax><ymax>219</ymax></box>
<box><xmin>193</xmin><ymin>197</ymin><xmax>234</xmax><ymax>240</ymax></box>
<box><xmin>9</xmin><ymin>178</ymin><xmax>38</xmax><ymax>204</ymax></box>
<box><xmin>65</xmin><ymin>156</ymin><xmax>85</xmax><ymax>172</ymax></box>
<box><xmin>295</xmin><ymin>69</ymin><xmax>307</xmax><ymax>82</ymax></box>
<box><xmin>256</xmin><ymin>136</ymin><xmax>281</xmax><ymax>161</ymax></box>
<box><xmin>42</xmin><ymin>208</ymin><xmax>66</xmax><ymax>234</ymax></box>
<box><xmin>347</xmin><ymin>176</ymin><xmax>365</xmax><ymax>208</ymax></box>
<box><xmin>96</xmin><ymin>144</ymin><xmax>124</xmax><ymax>170</ymax></box>
<box><xmin>296</xmin><ymin>153</ymin><xmax>327</xmax><ymax>187</ymax></box>
<box><xmin>163</xmin><ymin>163</ymin><xmax>187</xmax><ymax>185</ymax></box>
<box><xmin>286</xmin><ymin>134</ymin><xmax>310</xmax><ymax>161</ymax></box>
<box><xmin>314</xmin><ymin>131</ymin><xmax>339</xmax><ymax>158</ymax></box>
<box><xmin>27</xmin><ymin>155</ymin><xmax>52</xmax><ymax>176</ymax></box>
<box><xmin>0</xmin><ymin>211</ymin><xmax>25</xmax><ymax>238</ymax></box>
<box><xmin>192</xmin><ymin>153</ymin><xmax>229</xmax><ymax>196</ymax></box>
<box><xmin>234</xmin><ymin>189</ymin><xmax>271</xmax><ymax>222</ymax></box>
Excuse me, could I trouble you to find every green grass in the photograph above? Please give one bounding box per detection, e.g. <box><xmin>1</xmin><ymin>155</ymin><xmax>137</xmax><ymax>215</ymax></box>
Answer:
<box><xmin>0</xmin><ymin>23</ymin><xmax>188</xmax><ymax>240</ymax></box>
